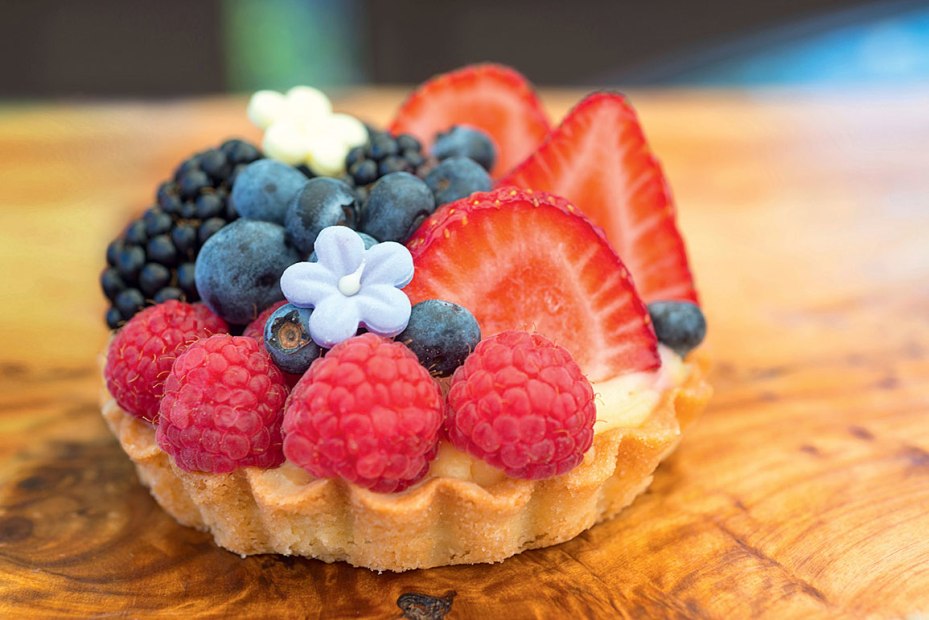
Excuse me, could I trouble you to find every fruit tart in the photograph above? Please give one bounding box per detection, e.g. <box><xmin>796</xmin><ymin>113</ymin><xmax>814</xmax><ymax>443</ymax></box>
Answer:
<box><xmin>99</xmin><ymin>64</ymin><xmax>711</xmax><ymax>572</ymax></box>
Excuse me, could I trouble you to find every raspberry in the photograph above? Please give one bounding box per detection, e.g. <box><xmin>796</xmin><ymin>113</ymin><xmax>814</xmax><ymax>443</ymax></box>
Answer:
<box><xmin>104</xmin><ymin>301</ymin><xmax>227</xmax><ymax>422</ymax></box>
<box><xmin>446</xmin><ymin>331</ymin><xmax>596</xmax><ymax>480</ymax></box>
<box><xmin>156</xmin><ymin>334</ymin><xmax>289</xmax><ymax>473</ymax></box>
<box><xmin>283</xmin><ymin>333</ymin><xmax>444</xmax><ymax>493</ymax></box>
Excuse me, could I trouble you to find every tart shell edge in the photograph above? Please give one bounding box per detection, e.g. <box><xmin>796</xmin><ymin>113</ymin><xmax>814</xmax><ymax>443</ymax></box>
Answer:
<box><xmin>100</xmin><ymin>356</ymin><xmax>712</xmax><ymax>572</ymax></box>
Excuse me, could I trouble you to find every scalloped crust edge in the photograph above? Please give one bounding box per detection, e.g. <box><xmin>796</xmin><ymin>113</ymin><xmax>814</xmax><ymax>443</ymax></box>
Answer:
<box><xmin>100</xmin><ymin>356</ymin><xmax>711</xmax><ymax>572</ymax></box>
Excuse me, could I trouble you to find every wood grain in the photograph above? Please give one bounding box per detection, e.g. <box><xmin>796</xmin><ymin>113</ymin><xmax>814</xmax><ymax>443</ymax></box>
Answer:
<box><xmin>2</xmin><ymin>88</ymin><xmax>929</xmax><ymax>618</ymax></box>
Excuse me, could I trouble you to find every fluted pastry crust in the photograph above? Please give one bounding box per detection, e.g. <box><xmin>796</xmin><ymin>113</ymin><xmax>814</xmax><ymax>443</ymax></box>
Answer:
<box><xmin>101</xmin><ymin>357</ymin><xmax>711</xmax><ymax>572</ymax></box>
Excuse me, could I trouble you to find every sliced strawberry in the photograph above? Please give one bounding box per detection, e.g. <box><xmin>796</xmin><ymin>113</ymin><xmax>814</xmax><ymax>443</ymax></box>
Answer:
<box><xmin>500</xmin><ymin>93</ymin><xmax>698</xmax><ymax>304</ymax></box>
<box><xmin>389</xmin><ymin>64</ymin><xmax>551</xmax><ymax>179</ymax></box>
<box><xmin>405</xmin><ymin>187</ymin><xmax>660</xmax><ymax>381</ymax></box>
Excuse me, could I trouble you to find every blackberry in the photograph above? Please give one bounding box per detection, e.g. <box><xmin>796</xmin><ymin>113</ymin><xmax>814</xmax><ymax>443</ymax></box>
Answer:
<box><xmin>345</xmin><ymin>131</ymin><xmax>431</xmax><ymax>194</ymax></box>
<box><xmin>100</xmin><ymin>138</ymin><xmax>264</xmax><ymax>329</ymax></box>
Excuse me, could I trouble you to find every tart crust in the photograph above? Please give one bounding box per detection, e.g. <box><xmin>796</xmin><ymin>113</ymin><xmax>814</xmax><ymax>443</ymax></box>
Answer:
<box><xmin>101</xmin><ymin>356</ymin><xmax>711</xmax><ymax>572</ymax></box>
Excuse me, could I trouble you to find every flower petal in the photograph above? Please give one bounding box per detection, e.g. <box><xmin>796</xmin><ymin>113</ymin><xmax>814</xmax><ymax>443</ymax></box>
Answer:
<box><xmin>357</xmin><ymin>284</ymin><xmax>412</xmax><ymax>337</ymax></box>
<box><xmin>309</xmin><ymin>296</ymin><xmax>360</xmax><ymax>348</ymax></box>
<box><xmin>280</xmin><ymin>262</ymin><xmax>338</xmax><ymax>308</ymax></box>
<box><xmin>315</xmin><ymin>226</ymin><xmax>365</xmax><ymax>276</ymax></box>
<box><xmin>361</xmin><ymin>241</ymin><xmax>415</xmax><ymax>288</ymax></box>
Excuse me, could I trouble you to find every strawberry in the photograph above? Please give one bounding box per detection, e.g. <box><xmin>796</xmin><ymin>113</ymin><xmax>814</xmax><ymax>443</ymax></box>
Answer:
<box><xmin>389</xmin><ymin>64</ymin><xmax>551</xmax><ymax>179</ymax></box>
<box><xmin>405</xmin><ymin>187</ymin><xmax>660</xmax><ymax>381</ymax></box>
<box><xmin>500</xmin><ymin>93</ymin><xmax>698</xmax><ymax>304</ymax></box>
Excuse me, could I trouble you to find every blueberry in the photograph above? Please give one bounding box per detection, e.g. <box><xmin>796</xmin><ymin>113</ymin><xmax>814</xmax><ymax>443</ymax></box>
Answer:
<box><xmin>178</xmin><ymin>170</ymin><xmax>211</xmax><ymax>199</ymax></box>
<box><xmin>100</xmin><ymin>268</ymin><xmax>126</xmax><ymax>301</ymax></box>
<box><xmin>153</xmin><ymin>287</ymin><xmax>184</xmax><ymax>303</ymax></box>
<box><xmin>194</xmin><ymin>219</ymin><xmax>300</xmax><ymax>325</ymax></box>
<box><xmin>143</xmin><ymin>208</ymin><xmax>173</xmax><ymax>236</ymax></box>
<box><xmin>198</xmin><ymin>217</ymin><xmax>226</xmax><ymax>245</ymax></box>
<box><xmin>124</xmin><ymin>220</ymin><xmax>148</xmax><ymax>245</ymax></box>
<box><xmin>432</xmin><ymin>126</ymin><xmax>497</xmax><ymax>172</ymax></box>
<box><xmin>397</xmin><ymin>300</ymin><xmax>481</xmax><ymax>377</ymax></box>
<box><xmin>115</xmin><ymin>288</ymin><xmax>145</xmax><ymax>318</ymax></box>
<box><xmin>647</xmin><ymin>301</ymin><xmax>707</xmax><ymax>357</ymax></box>
<box><xmin>359</xmin><ymin>172</ymin><xmax>436</xmax><ymax>243</ymax></box>
<box><xmin>105</xmin><ymin>307</ymin><xmax>123</xmax><ymax>330</ymax></box>
<box><xmin>308</xmin><ymin>231</ymin><xmax>378</xmax><ymax>262</ymax></box>
<box><xmin>195</xmin><ymin>193</ymin><xmax>224</xmax><ymax>219</ymax></box>
<box><xmin>171</xmin><ymin>224</ymin><xmax>198</xmax><ymax>258</ymax></box>
<box><xmin>147</xmin><ymin>235</ymin><xmax>177</xmax><ymax>267</ymax></box>
<box><xmin>116</xmin><ymin>245</ymin><xmax>146</xmax><ymax>280</ymax></box>
<box><xmin>231</xmin><ymin>159</ymin><xmax>309</xmax><ymax>225</ymax></box>
<box><xmin>199</xmin><ymin>149</ymin><xmax>231</xmax><ymax>182</ymax></box>
<box><xmin>263</xmin><ymin>303</ymin><xmax>321</xmax><ymax>374</ymax></box>
<box><xmin>425</xmin><ymin>157</ymin><xmax>492</xmax><ymax>206</ymax></box>
<box><xmin>177</xmin><ymin>262</ymin><xmax>197</xmax><ymax>298</ymax></box>
<box><xmin>284</xmin><ymin>178</ymin><xmax>359</xmax><ymax>255</ymax></box>
<box><xmin>139</xmin><ymin>263</ymin><xmax>171</xmax><ymax>297</ymax></box>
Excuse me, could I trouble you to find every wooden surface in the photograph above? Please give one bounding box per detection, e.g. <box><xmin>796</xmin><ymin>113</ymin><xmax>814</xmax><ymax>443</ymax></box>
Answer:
<box><xmin>1</xmin><ymin>88</ymin><xmax>928</xmax><ymax>618</ymax></box>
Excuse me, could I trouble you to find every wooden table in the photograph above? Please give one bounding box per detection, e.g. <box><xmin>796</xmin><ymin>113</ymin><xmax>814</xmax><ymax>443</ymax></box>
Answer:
<box><xmin>1</xmin><ymin>88</ymin><xmax>927</xmax><ymax>618</ymax></box>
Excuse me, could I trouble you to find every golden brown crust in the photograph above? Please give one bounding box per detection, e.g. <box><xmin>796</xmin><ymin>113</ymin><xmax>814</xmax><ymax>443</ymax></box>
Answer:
<box><xmin>101</xmin><ymin>357</ymin><xmax>711</xmax><ymax>572</ymax></box>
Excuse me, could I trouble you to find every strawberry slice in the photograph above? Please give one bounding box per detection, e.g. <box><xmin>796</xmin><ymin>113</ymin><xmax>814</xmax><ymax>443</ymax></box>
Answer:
<box><xmin>389</xmin><ymin>64</ymin><xmax>551</xmax><ymax>179</ymax></box>
<box><xmin>500</xmin><ymin>93</ymin><xmax>698</xmax><ymax>304</ymax></box>
<box><xmin>405</xmin><ymin>187</ymin><xmax>660</xmax><ymax>381</ymax></box>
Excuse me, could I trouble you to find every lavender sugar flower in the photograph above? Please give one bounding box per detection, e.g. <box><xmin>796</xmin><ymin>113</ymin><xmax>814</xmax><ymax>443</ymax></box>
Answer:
<box><xmin>280</xmin><ymin>226</ymin><xmax>414</xmax><ymax>348</ymax></box>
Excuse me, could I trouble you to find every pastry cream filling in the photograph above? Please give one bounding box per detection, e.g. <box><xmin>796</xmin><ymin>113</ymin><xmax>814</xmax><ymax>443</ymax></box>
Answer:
<box><xmin>428</xmin><ymin>345</ymin><xmax>686</xmax><ymax>486</ymax></box>
<box><xmin>592</xmin><ymin>345</ymin><xmax>686</xmax><ymax>431</ymax></box>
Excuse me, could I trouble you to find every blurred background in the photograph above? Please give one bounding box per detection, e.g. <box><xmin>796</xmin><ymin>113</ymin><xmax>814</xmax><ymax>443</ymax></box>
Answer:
<box><xmin>1</xmin><ymin>0</ymin><xmax>927</xmax><ymax>98</ymax></box>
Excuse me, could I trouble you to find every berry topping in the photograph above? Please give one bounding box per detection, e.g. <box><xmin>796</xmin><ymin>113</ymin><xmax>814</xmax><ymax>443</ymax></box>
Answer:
<box><xmin>231</xmin><ymin>159</ymin><xmax>310</xmax><ymax>225</ymax></box>
<box><xmin>647</xmin><ymin>301</ymin><xmax>707</xmax><ymax>357</ymax></box>
<box><xmin>281</xmin><ymin>226</ymin><xmax>413</xmax><ymax>347</ymax></box>
<box><xmin>345</xmin><ymin>131</ymin><xmax>429</xmax><ymax>190</ymax></box>
<box><xmin>432</xmin><ymin>125</ymin><xmax>497</xmax><ymax>172</ymax></box>
<box><xmin>424</xmin><ymin>157</ymin><xmax>492</xmax><ymax>206</ymax></box>
<box><xmin>263</xmin><ymin>303</ymin><xmax>321</xmax><ymax>374</ymax></box>
<box><xmin>500</xmin><ymin>93</ymin><xmax>698</xmax><ymax>304</ymax></box>
<box><xmin>284</xmin><ymin>178</ymin><xmax>360</xmax><ymax>255</ymax></box>
<box><xmin>104</xmin><ymin>301</ymin><xmax>227</xmax><ymax>421</ymax></box>
<box><xmin>397</xmin><ymin>300</ymin><xmax>481</xmax><ymax>378</ymax></box>
<box><xmin>283</xmin><ymin>333</ymin><xmax>444</xmax><ymax>493</ymax></box>
<box><xmin>446</xmin><ymin>331</ymin><xmax>596</xmax><ymax>480</ymax></box>
<box><xmin>389</xmin><ymin>64</ymin><xmax>550</xmax><ymax>178</ymax></box>
<box><xmin>100</xmin><ymin>139</ymin><xmax>263</xmax><ymax>328</ymax></box>
<box><xmin>156</xmin><ymin>334</ymin><xmax>289</xmax><ymax>473</ymax></box>
<box><xmin>358</xmin><ymin>172</ymin><xmax>436</xmax><ymax>243</ymax></box>
<box><xmin>194</xmin><ymin>219</ymin><xmax>301</xmax><ymax>325</ymax></box>
<box><xmin>405</xmin><ymin>187</ymin><xmax>660</xmax><ymax>381</ymax></box>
